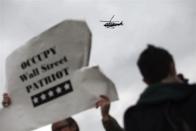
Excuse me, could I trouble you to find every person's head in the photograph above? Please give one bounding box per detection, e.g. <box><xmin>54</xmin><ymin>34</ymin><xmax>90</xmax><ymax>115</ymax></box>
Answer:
<box><xmin>52</xmin><ymin>117</ymin><xmax>79</xmax><ymax>131</ymax></box>
<box><xmin>137</xmin><ymin>44</ymin><xmax>176</xmax><ymax>85</ymax></box>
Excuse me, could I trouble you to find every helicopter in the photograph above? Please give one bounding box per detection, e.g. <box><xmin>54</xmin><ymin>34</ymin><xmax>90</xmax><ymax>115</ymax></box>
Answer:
<box><xmin>100</xmin><ymin>15</ymin><xmax>123</xmax><ymax>29</ymax></box>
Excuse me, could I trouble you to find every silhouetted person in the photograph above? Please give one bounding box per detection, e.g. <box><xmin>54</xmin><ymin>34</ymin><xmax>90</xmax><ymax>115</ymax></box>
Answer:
<box><xmin>124</xmin><ymin>45</ymin><xmax>195</xmax><ymax>131</ymax></box>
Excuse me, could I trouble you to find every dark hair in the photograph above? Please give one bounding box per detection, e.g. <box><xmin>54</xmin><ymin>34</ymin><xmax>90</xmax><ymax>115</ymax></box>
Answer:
<box><xmin>52</xmin><ymin>117</ymin><xmax>80</xmax><ymax>131</ymax></box>
<box><xmin>137</xmin><ymin>44</ymin><xmax>174</xmax><ymax>84</ymax></box>
<box><xmin>66</xmin><ymin>117</ymin><xmax>80</xmax><ymax>131</ymax></box>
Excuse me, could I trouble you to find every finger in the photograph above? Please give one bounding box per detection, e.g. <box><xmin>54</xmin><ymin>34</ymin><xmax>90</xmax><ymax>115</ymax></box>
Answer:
<box><xmin>96</xmin><ymin>100</ymin><xmax>106</xmax><ymax>108</ymax></box>
<box><xmin>96</xmin><ymin>101</ymin><xmax>101</xmax><ymax>108</ymax></box>
<box><xmin>95</xmin><ymin>103</ymin><xmax>98</xmax><ymax>108</ymax></box>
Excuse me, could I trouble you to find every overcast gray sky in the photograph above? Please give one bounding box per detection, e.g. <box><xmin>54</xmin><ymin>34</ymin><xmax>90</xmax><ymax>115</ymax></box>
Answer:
<box><xmin>1</xmin><ymin>0</ymin><xmax>196</xmax><ymax>130</ymax></box>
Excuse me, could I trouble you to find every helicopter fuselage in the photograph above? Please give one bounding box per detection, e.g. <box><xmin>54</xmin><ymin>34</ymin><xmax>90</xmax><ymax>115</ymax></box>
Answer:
<box><xmin>104</xmin><ymin>21</ymin><xmax>123</xmax><ymax>28</ymax></box>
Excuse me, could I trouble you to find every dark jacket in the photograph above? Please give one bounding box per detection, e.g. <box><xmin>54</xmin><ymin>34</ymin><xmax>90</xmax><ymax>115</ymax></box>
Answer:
<box><xmin>124</xmin><ymin>83</ymin><xmax>196</xmax><ymax>131</ymax></box>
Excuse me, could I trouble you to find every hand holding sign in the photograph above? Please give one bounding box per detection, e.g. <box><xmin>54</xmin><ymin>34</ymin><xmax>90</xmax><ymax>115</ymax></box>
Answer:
<box><xmin>96</xmin><ymin>95</ymin><xmax>111</xmax><ymax>121</ymax></box>
<box><xmin>2</xmin><ymin>93</ymin><xmax>11</xmax><ymax>108</ymax></box>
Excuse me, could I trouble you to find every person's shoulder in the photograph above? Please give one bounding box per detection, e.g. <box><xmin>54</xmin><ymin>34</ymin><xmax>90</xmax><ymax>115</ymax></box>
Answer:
<box><xmin>186</xmin><ymin>83</ymin><xmax>196</xmax><ymax>93</ymax></box>
<box><xmin>124</xmin><ymin>104</ymin><xmax>148</xmax><ymax>128</ymax></box>
<box><xmin>124</xmin><ymin>105</ymin><xmax>142</xmax><ymax>119</ymax></box>
<box><xmin>189</xmin><ymin>83</ymin><xmax>196</xmax><ymax>88</ymax></box>
<box><xmin>187</xmin><ymin>83</ymin><xmax>196</xmax><ymax>99</ymax></box>
<box><xmin>124</xmin><ymin>102</ymin><xmax>161</xmax><ymax>120</ymax></box>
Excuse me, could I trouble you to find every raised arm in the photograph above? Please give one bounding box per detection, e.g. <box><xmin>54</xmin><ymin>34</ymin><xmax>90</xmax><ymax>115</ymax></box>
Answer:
<box><xmin>96</xmin><ymin>95</ymin><xmax>124</xmax><ymax>131</ymax></box>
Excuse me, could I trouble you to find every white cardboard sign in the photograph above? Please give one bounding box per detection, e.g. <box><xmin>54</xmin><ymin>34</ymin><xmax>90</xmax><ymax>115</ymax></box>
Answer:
<box><xmin>5</xmin><ymin>20</ymin><xmax>91</xmax><ymax>108</ymax></box>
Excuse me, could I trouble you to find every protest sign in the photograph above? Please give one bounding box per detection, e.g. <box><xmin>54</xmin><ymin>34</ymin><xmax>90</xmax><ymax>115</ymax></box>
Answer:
<box><xmin>5</xmin><ymin>20</ymin><xmax>91</xmax><ymax>107</ymax></box>
<box><xmin>0</xmin><ymin>20</ymin><xmax>93</xmax><ymax>130</ymax></box>
<box><xmin>0</xmin><ymin>66</ymin><xmax>118</xmax><ymax>131</ymax></box>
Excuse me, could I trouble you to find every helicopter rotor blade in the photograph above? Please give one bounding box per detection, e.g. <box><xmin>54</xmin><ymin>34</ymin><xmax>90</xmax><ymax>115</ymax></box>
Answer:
<box><xmin>109</xmin><ymin>15</ymin><xmax>115</xmax><ymax>22</ymax></box>
<box><xmin>100</xmin><ymin>20</ymin><xmax>110</xmax><ymax>22</ymax></box>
